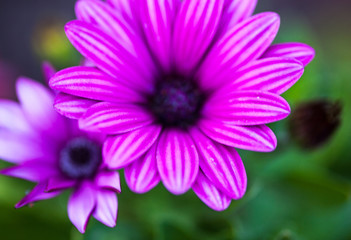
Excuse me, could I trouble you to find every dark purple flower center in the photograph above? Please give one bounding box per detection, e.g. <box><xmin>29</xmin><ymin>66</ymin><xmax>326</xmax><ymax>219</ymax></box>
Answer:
<box><xmin>59</xmin><ymin>137</ymin><xmax>101</xmax><ymax>179</ymax></box>
<box><xmin>148</xmin><ymin>75</ymin><xmax>205</xmax><ymax>128</ymax></box>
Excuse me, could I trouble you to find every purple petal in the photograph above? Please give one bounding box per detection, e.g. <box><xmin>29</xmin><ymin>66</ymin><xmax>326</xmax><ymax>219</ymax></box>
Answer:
<box><xmin>125</xmin><ymin>143</ymin><xmax>160</xmax><ymax>193</ymax></box>
<box><xmin>107</xmin><ymin>0</ymin><xmax>138</xmax><ymax>25</ymax></box>
<box><xmin>262</xmin><ymin>42</ymin><xmax>315</xmax><ymax>66</ymax></box>
<box><xmin>41</xmin><ymin>61</ymin><xmax>56</xmax><ymax>84</ymax></box>
<box><xmin>0</xmin><ymin>100</ymin><xmax>33</xmax><ymax>133</ymax></box>
<box><xmin>16</xmin><ymin>77</ymin><xmax>68</xmax><ymax>141</ymax></box>
<box><xmin>93</xmin><ymin>190</ymin><xmax>118</xmax><ymax>228</ymax></box>
<box><xmin>156</xmin><ymin>129</ymin><xmax>199</xmax><ymax>195</ymax></box>
<box><xmin>68</xmin><ymin>181</ymin><xmax>97</xmax><ymax>233</ymax></box>
<box><xmin>103</xmin><ymin>125</ymin><xmax>162</xmax><ymax>169</ymax></box>
<box><xmin>172</xmin><ymin>0</ymin><xmax>224</xmax><ymax>74</ymax></box>
<box><xmin>198</xmin><ymin>119</ymin><xmax>277</xmax><ymax>152</ymax></box>
<box><xmin>1</xmin><ymin>161</ymin><xmax>58</xmax><ymax>182</ymax></box>
<box><xmin>140</xmin><ymin>0</ymin><xmax>179</xmax><ymax>71</ymax></box>
<box><xmin>16</xmin><ymin>182</ymin><xmax>61</xmax><ymax>208</ymax></box>
<box><xmin>0</xmin><ymin>131</ymin><xmax>53</xmax><ymax>164</ymax></box>
<box><xmin>46</xmin><ymin>176</ymin><xmax>76</xmax><ymax>192</ymax></box>
<box><xmin>204</xmin><ymin>90</ymin><xmax>290</xmax><ymax>125</ymax></box>
<box><xmin>226</xmin><ymin>57</ymin><xmax>304</xmax><ymax>95</ymax></box>
<box><xmin>192</xmin><ymin>171</ymin><xmax>231</xmax><ymax>211</ymax></box>
<box><xmin>54</xmin><ymin>92</ymin><xmax>97</xmax><ymax>119</ymax></box>
<box><xmin>198</xmin><ymin>12</ymin><xmax>280</xmax><ymax>90</ymax></box>
<box><xmin>190</xmin><ymin>128</ymin><xmax>247</xmax><ymax>199</ymax></box>
<box><xmin>95</xmin><ymin>170</ymin><xmax>121</xmax><ymax>192</ymax></box>
<box><xmin>218</xmin><ymin>0</ymin><xmax>257</xmax><ymax>36</ymax></box>
<box><xmin>50</xmin><ymin>66</ymin><xmax>143</xmax><ymax>103</ymax></box>
<box><xmin>65</xmin><ymin>20</ymin><xmax>156</xmax><ymax>93</ymax></box>
<box><xmin>79</xmin><ymin>102</ymin><xmax>154</xmax><ymax>134</ymax></box>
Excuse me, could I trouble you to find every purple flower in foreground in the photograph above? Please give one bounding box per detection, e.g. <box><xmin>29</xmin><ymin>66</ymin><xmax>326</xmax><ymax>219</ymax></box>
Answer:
<box><xmin>50</xmin><ymin>0</ymin><xmax>315</xmax><ymax>210</ymax></box>
<box><xmin>0</xmin><ymin>64</ymin><xmax>120</xmax><ymax>233</ymax></box>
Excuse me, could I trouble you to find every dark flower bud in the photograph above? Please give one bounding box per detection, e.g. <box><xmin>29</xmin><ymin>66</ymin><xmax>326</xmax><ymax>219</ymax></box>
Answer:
<box><xmin>288</xmin><ymin>99</ymin><xmax>342</xmax><ymax>149</ymax></box>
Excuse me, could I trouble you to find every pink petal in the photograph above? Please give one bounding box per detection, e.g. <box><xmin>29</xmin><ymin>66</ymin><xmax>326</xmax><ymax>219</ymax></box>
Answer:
<box><xmin>262</xmin><ymin>42</ymin><xmax>315</xmax><ymax>66</ymax></box>
<box><xmin>140</xmin><ymin>0</ymin><xmax>179</xmax><ymax>71</ymax></box>
<box><xmin>95</xmin><ymin>170</ymin><xmax>121</xmax><ymax>192</ymax></box>
<box><xmin>79</xmin><ymin>102</ymin><xmax>155</xmax><ymax>134</ymax></box>
<box><xmin>156</xmin><ymin>129</ymin><xmax>199</xmax><ymax>195</ymax></box>
<box><xmin>54</xmin><ymin>92</ymin><xmax>97</xmax><ymax>119</ymax></box>
<box><xmin>1</xmin><ymin>161</ymin><xmax>58</xmax><ymax>182</ymax></box>
<box><xmin>107</xmin><ymin>0</ymin><xmax>138</xmax><ymax>25</ymax></box>
<box><xmin>41</xmin><ymin>61</ymin><xmax>56</xmax><ymax>84</ymax></box>
<box><xmin>125</xmin><ymin>143</ymin><xmax>160</xmax><ymax>193</ymax></box>
<box><xmin>93</xmin><ymin>190</ymin><xmax>118</xmax><ymax>228</ymax></box>
<box><xmin>225</xmin><ymin>57</ymin><xmax>304</xmax><ymax>95</ymax></box>
<box><xmin>46</xmin><ymin>176</ymin><xmax>76</xmax><ymax>192</ymax></box>
<box><xmin>198</xmin><ymin>119</ymin><xmax>277</xmax><ymax>152</ymax></box>
<box><xmin>16</xmin><ymin>77</ymin><xmax>68</xmax><ymax>141</ymax></box>
<box><xmin>204</xmin><ymin>90</ymin><xmax>290</xmax><ymax>125</ymax></box>
<box><xmin>0</xmin><ymin>131</ymin><xmax>53</xmax><ymax>164</ymax></box>
<box><xmin>198</xmin><ymin>12</ymin><xmax>280</xmax><ymax>90</ymax></box>
<box><xmin>218</xmin><ymin>0</ymin><xmax>257</xmax><ymax>36</ymax></box>
<box><xmin>190</xmin><ymin>128</ymin><xmax>247</xmax><ymax>199</ymax></box>
<box><xmin>50</xmin><ymin>66</ymin><xmax>143</xmax><ymax>103</ymax></box>
<box><xmin>172</xmin><ymin>0</ymin><xmax>225</xmax><ymax>74</ymax></box>
<box><xmin>103</xmin><ymin>125</ymin><xmax>162</xmax><ymax>169</ymax></box>
<box><xmin>16</xmin><ymin>182</ymin><xmax>61</xmax><ymax>208</ymax></box>
<box><xmin>0</xmin><ymin>100</ymin><xmax>33</xmax><ymax>134</ymax></box>
<box><xmin>192</xmin><ymin>171</ymin><xmax>231</xmax><ymax>211</ymax></box>
<box><xmin>65</xmin><ymin>20</ymin><xmax>156</xmax><ymax>93</ymax></box>
<box><xmin>68</xmin><ymin>181</ymin><xmax>97</xmax><ymax>233</ymax></box>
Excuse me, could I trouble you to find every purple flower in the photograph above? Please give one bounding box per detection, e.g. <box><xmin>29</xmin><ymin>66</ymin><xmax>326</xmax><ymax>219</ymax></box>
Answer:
<box><xmin>0</xmin><ymin>64</ymin><xmax>120</xmax><ymax>233</ymax></box>
<box><xmin>50</xmin><ymin>0</ymin><xmax>315</xmax><ymax>210</ymax></box>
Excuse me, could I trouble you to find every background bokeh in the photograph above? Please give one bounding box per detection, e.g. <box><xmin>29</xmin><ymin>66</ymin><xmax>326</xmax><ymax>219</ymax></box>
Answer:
<box><xmin>0</xmin><ymin>0</ymin><xmax>350</xmax><ymax>239</ymax></box>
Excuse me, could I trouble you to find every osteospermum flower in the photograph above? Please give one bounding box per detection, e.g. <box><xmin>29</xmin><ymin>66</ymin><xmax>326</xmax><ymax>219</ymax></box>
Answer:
<box><xmin>50</xmin><ymin>0</ymin><xmax>315</xmax><ymax>210</ymax></box>
<box><xmin>0</xmin><ymin>64</ymin><xmax>120</xmax><ymax>233</ymax></box>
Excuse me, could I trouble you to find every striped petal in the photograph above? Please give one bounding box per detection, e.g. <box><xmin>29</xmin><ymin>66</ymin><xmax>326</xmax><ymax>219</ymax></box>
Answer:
<box><xmin>193</xmin><ymin>171</ymin><xmax>231</xmax><ymax>211</ymax></box>
<box><xmin>107</xmin><ymin>0</ymin><xmax>138</xmax><ymax>25</ymax></box>
<box><xmin>198</xmin><ymin>119</ymin><xmax>277</xmax><ymax>152</ymax></box>
<box><xmin>125</xmin><ymin>143</ymin><xmax>160</xmax><ymax>193</ymax></box>
<box><xmin>190</xmin><ymin>128</ymin><xmax>247</xmax><ymax>199</ymax></box>
<box><xmin>79</xmin><ymin>102</ymin><xmax>154</xmax><ymax>134</ymax></box>
<box><xmin>173</xmin><ymin>0</ymin><xmax>224</xmax><ymax>74</ymax></box>
<box><xmin>50</xmin><ymin>66</ymin><xmax>143</xmax><ymax>103</ymax></box>
<box><xmin>103</xmin><ymin>125</ymin><xmax>161</xmax><ymax>169</ymax></box>
<box><xmin>93</xmin><ymin>190</ymin><xmax>118</xmax><ymax>228</ymax></box>
<box><xmin>198</xmin><ymin>12</ymin><xmax>280</xmax><ymax>90</ymax></box>
<box><xmin>204</xmin><ymin>90</ymin><xmax>290</xmax><ymax>125</ymax></box>
<box><xmin>262</xmin><ymin>42</ymin><xmax>315</xmax><ymax>66</ymax></box>
<box><xmin>54</xmin><ymin>93</ymin><xmax>97</xmax><ymax>120</ymax></box>
<box><xmin>156</xmin><ymin>129</ymin><xmax>199</xmax><ymax>195</ymax></box>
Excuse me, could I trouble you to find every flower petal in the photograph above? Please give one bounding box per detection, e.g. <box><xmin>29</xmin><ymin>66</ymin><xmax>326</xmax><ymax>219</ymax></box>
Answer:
<box><xmin>95</xmin><ymin>170</ymin><xmax>121</xmax><ymax>192</ymax></box>
<box><xmin>140</xmin><ymin>0</ymin><xmax>179</xmax><ymax>71</ymax></box>
<box><xmin>190</xmin><ymin>128</ymin><xmax>247</xmax><ymax>199</ymax></box>
<box><xmin>198</xmin><ymin>12</ymin><xmax>280</xmax><ymax>90</ymax></box>
<box><xmin>125</xmin><ymin>143</ymin><xmax>160</xmax><ymax>193</ymax></box>
<box><xmin>50</xmin><ymin>66</ymin><xmax>143</xmax><ymax>103</ymax></box>
<box><xmin>0</xmin><ymin>100</ymin><xmax>33</xmax><ymax>133</ymax></box>
<box><xmin>16</xmin><ymin>77</ymin><xmax>67</xmax><ymax>141</ymax></box>
<box><xmin>198</xmin><ymin>119</ymin><xmax>277</xmax><ymax>152</ymax></box>
<box><xmin>262</xmin><ymin>42</ymin><xmax>315</xmax><ymax>66</ymax></box>
<box><xmin>54</xmin><ymin>92</ymin><xmax>97</xmax><ymax>120</ymax></box>
<box><xmin>15</xmin><ymin>182</ymin><xmax>61</xmax><ymax>208</ymax></box>
<box><xmin>65</xmin><ymin>20</ymin><xmax>156</xmax><ymax>93</ymax></box>
<box><xmin>79</xmin><ymin>102</ymin><xmax>154</xmax><ymax>134</ymax></box>
<box><xmin>93</xmin><ymin>190</ymin><xmax>118</xmax><ymax>228</ymax></box>
<box><xmin>218</xmin><ymin>0</ymin><xmax>257</xmax><ymax>36</ymax></box>
<box><xmin>107</xmin><ymin>0</ymin><xmax>138</xmax><ymax>24</ymax></box>
<box><xmin>204</xmin><ymin>90</ymin><xmax>290</xmax><ymax>125</ymax></box>
<box><xmin>41</xmin><ymin>61</ymin><xmax>56</xmax><ymax>84</ymax></box>
<box><xmin>156</xmin><ymin>129</ymin><xmax>199</xmax><ymax>195</ymax></box>
<box><xmin>172</xmin><ymin>0</ymin><xmax>224</xmax><ymax>74</ymax></box>
<box><xmin>192</xmin><ymin>171</ymin><xmax>231</xmax><ymax>211</ymax></box>
<box><xmin>225</xmin><ymin>57</ymin><xmax>304</xmax><ymax>95</ymax></box>
<box><xmin>0</xmin><ymin>161</ymin><xmax>58</xmax><ymax>182</ymax></box>
<box><xmin>46</xmin><ymin>176</ymin><xmax>76</xmax><ymax>192</ymax></box>
<box><xmin>68</xmin><ymin>181</ymin><xmax>97</xmax><ymax>233</ymax></box>
<box><xmin>103</xmin><ymin>125</ymin><xmax>161</xmax><ymax>169</ymax></box>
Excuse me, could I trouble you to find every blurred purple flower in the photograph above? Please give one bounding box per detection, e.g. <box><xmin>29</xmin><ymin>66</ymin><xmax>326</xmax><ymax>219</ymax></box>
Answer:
<box><xmin>0</xmin><ymin>63</ymin><xmax>120</xmax><ymax>233</ymax></box>
<box><xmin>50</xmin><ymin>0</ymin><xmax>314</xmax><ymax>210</ymax></box>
